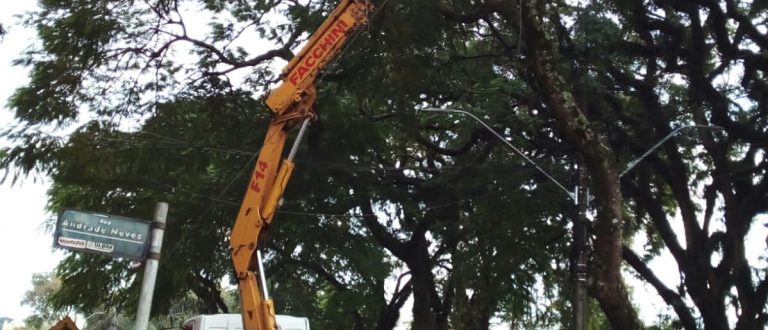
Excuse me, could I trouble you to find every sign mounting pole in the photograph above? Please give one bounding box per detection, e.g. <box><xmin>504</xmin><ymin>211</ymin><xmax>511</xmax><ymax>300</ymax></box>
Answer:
<box><xmin>134</xmin><ymin>202</ymin><xmax>168</xmax><ymax>330</ymax></box>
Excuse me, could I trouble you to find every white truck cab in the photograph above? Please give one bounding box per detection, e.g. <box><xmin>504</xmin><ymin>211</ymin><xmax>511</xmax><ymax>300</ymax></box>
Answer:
<box><xmin>181</xmin><ymin>314</ymin><xmax>310</xmax><ymax>330</ymax></box>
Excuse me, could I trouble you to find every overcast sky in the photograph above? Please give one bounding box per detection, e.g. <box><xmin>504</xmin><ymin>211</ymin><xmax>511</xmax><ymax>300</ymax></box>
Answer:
<box><xmin>0</xmin><ymin>1</ymin><xmax>65</xmax><ymax>323</ymax></box>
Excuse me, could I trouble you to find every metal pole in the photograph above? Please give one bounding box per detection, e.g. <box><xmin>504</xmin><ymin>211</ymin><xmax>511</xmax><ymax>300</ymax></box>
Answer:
<box><xmin>419</xmin><ymin>107</ymin><xmax>594</xmax><ymax>327</ymax></box>
<box><xmin>256</xmin><ymin>250</ymin><xmax>270</xmax><ymax>300</ymax></box>
<box><xmin>288</xmin><ymin>118</ymin><xmax>311</xmax><ymax>161</ymax></box>
<box><xmin>572</xmin><ymin>166</ymin><xmax>589</xmax><ymax>330</ymax></box>
<box><xmin>135</xmin><ymin>202</ymin><xmax>168</xmax><ymax>330</ymax></box>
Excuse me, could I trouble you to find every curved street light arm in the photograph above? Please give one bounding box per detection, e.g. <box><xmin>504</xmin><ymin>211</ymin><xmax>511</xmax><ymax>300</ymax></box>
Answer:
<box><xmin>618</xmin><ymin>125</ymin><xmax>724</xmax><ymax>178</ymax></box>
<box><xmin>419</xmin><ymin>107</ymin><xmax>577</xmax><ymax>203</ymax></box>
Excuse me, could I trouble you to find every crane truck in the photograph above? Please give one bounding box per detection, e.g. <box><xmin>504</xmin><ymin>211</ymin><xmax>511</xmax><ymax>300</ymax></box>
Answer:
<box><xmin>183</xmin><ymin>1</ymin><xmax>375</xmax><ymax>329</ymax></box>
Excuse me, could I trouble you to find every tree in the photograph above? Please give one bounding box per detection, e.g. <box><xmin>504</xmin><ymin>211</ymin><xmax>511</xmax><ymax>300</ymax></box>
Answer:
<box><xmin>21</xmin><ymin>272</ymin><xmax>74</xmax><ymax>329</ymax></box>
<box><xmin>436</xmin><ymin>1</ymin><xmax>768</xmax><ymax>328</ymax></box>
<box><xmin>3</xmin><ymin>1</ymin><xmax>565</xmax><ymax>328</ymax></box>
<box><xmin>3</xmin><ymin>0</ymin><xmax>767</xmax><ymax>329</ymax></box>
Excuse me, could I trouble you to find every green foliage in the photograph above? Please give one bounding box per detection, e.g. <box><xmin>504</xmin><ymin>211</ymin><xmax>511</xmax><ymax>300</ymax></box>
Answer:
<box><xmin>2</xmin><ymin>0</ymin><xmax>583</xmax><ymax>328</ymax></box>
<box><xmin>21</xmin><ymin>272</ymin><xmax>74</xmax><ymax>329</ymax></box>
<box><xmin>4</xmin><ymin>0</ymin><xmax>768</xmax><ymax>329</ymax></box>
<box><xmin>41</xmin><ymin>88</ymin><xmax>270</xmax><ymax>316</ymax></box>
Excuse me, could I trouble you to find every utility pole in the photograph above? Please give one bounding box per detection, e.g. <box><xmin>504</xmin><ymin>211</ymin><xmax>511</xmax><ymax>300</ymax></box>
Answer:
<box><xmin>135</xmin><ymin>202</ymin><xmax>168</xmax><ymax>330</ymax></box>
<box><xmin>420</xmin><ymin>108</ymin><xmax>589</xmax><ymax>327</ymax></box>
<box><xmin>419</xmin><ymin>110</ymin><xmax>723</xmax><ymax>330</ymax></box>
<box><xmin>571</xmin><ymin>164</ymin><xmax>589</xmax><ymax>330</ymax></box>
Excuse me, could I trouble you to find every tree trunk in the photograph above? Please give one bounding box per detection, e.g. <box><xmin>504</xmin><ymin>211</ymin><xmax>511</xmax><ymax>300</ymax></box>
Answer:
<box><xmin>358</xmin><ymin>195</ymin><xmax>448</xmax><ymax>330</ymax></box>
<box><xmin>375</xmin><ymin>278</ymin><xmax>411</xmax><ymax>330</ymax></box>
<box><xmin>485</xmin><ymin>1</ymin><xmax>644</xmax><ymax>328</ymax></box>
<box><xmin>405</xmin><ymin>235</ymin><xmax>447</xmax><ymax>330</ymax></box>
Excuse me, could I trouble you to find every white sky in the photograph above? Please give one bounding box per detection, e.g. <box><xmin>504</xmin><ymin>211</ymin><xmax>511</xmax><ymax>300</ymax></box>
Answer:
<box><xmin>0</xmin><ymin>2</ymin><xmax>65</xmax><ymax>324</ymax></box>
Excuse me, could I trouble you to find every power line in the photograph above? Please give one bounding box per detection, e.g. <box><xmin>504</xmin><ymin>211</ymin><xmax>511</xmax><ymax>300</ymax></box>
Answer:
<box><xmin>72</xmin><ymin>133</ymin><xmax>558</xmax><ymax>174</ymax></box>
<box><xmin>160</xmin><ymin>149</ymin><xmax>260</xmax><ymax>258</ymax></box>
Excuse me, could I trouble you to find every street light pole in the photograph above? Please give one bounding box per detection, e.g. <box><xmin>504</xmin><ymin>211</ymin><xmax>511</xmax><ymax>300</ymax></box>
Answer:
<box><xmin>420</xmin><ymin>108</ymin><xmax>723</xmax><ymax>330</ymax></box>
<box><xmin>419</xmin><ymin>107</ymin><xmax>587</xmax><ymax>329</ymax></box>
<box><xmin>572</xmin><ymin>164</ymin><xmax>589</xmax><ymax>330</ymax></box>
<box><xmin>420</xmin><ymin>108</ymin><xmax>577</xmax><ymax>203</ymax></box>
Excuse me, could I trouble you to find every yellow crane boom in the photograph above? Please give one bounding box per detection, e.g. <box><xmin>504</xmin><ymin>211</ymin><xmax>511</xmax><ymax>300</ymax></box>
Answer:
<box><xmin>228</xmin><ymin>1</ymin><xmax>374</xmax><ymax>329</ymax></box>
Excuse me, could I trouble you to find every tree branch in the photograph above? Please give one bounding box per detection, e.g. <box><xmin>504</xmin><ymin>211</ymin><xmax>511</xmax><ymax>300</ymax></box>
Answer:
<box><xmin>286</xmin><ymin>258</ymin><xmax>348</xmax><ymax>291</ymax></box>
<box><xmin>623</xmin><ymin>245</ymin><xmax>697</xmax><ymax>330</ymax></box>
<box><xmin>437</xmin><ymin>3</ymin><xmax>495</xmax><ymax>24</ymax></box>
<box><xmin>355</xmin><ymin>194</ymin><xmax>408</xmax><ymax>259</ymax></box>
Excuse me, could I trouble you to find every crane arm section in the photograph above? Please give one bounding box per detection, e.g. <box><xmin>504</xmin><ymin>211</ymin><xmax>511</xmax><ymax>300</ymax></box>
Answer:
<box><xmin>265</xmin><ymin>0</ymin><xmax>374</xmax><ymax>117</ymax></box>
<box><xmin>228</xmin><ymin>1</ymin><xmax>374</xmax><ymax>329</ymax></box>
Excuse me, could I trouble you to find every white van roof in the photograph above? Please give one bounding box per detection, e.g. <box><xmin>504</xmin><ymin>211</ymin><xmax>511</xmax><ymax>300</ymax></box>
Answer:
<box><xmin>181</xmin><ymin>313</ymin><xmax>310</xmax><ymax>330</ymax></box>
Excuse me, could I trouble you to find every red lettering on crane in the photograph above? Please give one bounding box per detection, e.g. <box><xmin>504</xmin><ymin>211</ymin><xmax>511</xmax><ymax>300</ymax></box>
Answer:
<box><xmin>305</xmin><ymin>55</ymin><xmax>317</xmax><ymax>67</ymax></box>
<box><xmin>249</xmin><ymin>161</ymin><xmax>270</xmax><ymax>192</ymax></box>
<box><xmin>318</xmin><ymin>34</ymin><xmax>335</xmax><ymax>53</ymax></box>
<box><xmin>294</xmin><ymin>67</ymin><xmax>310</xmax><ymax>83</ymax></box>
<box><xmin>249</xmin><ymin>180</ymin><xmax>261</xmax><ymax>193</ymax></box>
<box><xmin>254</xmin><ymin>171</ymin><xmax>266</xmax><ymax>180</ymax></box>
<box><xmin>312</xmin><ymin>47</ymin><xmax>324</xmax><ymax>59</ymax></box>
<box><xmin>287</xmin><ymin>20</ymin><xmax>351</xmax><ymax>86</ymax></box>
<box><xmin>329</xmin><ymin>23</ymin><xmax>347</xmax><ymax>40</ymax></box>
